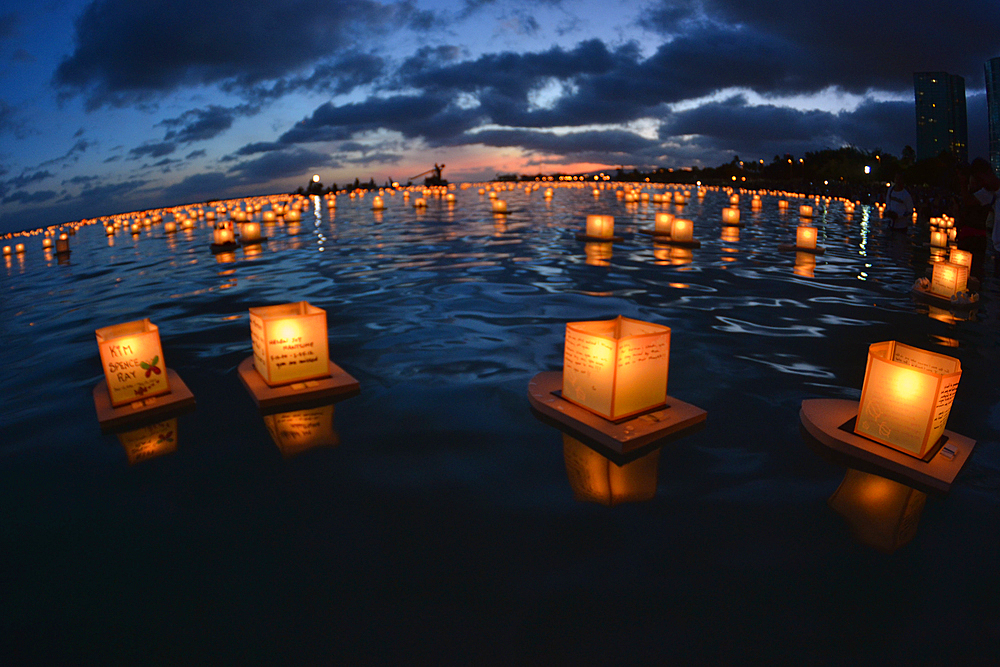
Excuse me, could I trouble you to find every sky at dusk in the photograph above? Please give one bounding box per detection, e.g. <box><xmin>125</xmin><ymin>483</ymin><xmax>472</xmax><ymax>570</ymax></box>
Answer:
<box><xmin>0</xmin><ymin>0</ymin><xmax>997</xmax><ymax>233</ymax></box>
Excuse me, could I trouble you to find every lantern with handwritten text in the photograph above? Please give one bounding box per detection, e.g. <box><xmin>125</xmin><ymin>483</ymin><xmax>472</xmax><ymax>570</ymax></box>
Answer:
<box><xmin>930</xmin><ymin>261</ymin><xmax>968</xmax><ymax>297</ymax></box>
<box><xmin>562</xmin><ymin>316</ymin><xmax>670</xmax><ymax>421</ymax></box>
<box><xmin>855</xmin><ymin>341</ymin><xmax>961</xmax><ymax>459</ymax></box>
<box><xmin>96</xmin><ymin>318</ymin><xmax>171</xmax><ymax>407</ymax></box>
<box><xmin>948</xmin><ymin>248</ymin><xmax>972</xmax><ymax>271</ymax></box>
<box><xmin>249</xmin><ymin>302</ymin><xmax>330</xmax><ymax>387</ymax></box>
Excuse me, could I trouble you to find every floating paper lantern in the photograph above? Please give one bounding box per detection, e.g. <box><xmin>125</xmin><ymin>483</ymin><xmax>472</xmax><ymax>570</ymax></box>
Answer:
<box><xmin>262</xmin><ymin>211</ymin><xmax>276</xmax><ymax>223</ymax></box>
<box><xmin>42</xmin><ymin>238</ymin><xmax>53</xmax><ymax>249</ymax></box>
<box><xmin>562</xmin><ymin>433</ymin><xmax>660</xmax><ymax>505</ymax></box>
<box><xmin>372</xmin><ymin>196</ymin><xmax>385</xmax><ymax>210</ymax></box>
<box><xmin>544</xmin><ymin>188</ymin><xmax>553</xmax><ymax>199</ymax></box>
<box><xmin>213</xmin><ymin>227</ymin><xmax>235</xmax><ymax>245</ymax></box>
<box><xmin>491</xmin><ymin>199</ymin><xmax>508</xmax><ymax>213</ymax></box>
<box><xmin>585</xmin><ymin>215</ymin><xmax>614</xmax><ymax>239</ymax></box>
<box><xmin>654</xmin><ymin>212</ymin><xmax>674</xmax><ymax>234</ymax></box>
<box><xmin>15</xmin><ymin>243</ymin><xmax>25</xmax><ymax>254</ymax></box>
<box><xmin>96</xmin><ymin>318</ymin><xmax>171</xmax><ymax>407</ymax></box>
<box><xmin>721</xmin><ymin>207</ymin><xmax>740</xmax><ymax>225</ymax></box>
<box><xmin>56</xmin><ymin>234</ymin><xmax>70</xmax><ymax>254</ymax></box>
<box><xmin>855</xmin><ymin>341</ymin><xmax>961</xmax><ymax>459</ymax></box>
<box><xmin>929</xmin><ymin>230</ymin><xmax>947</xmax><ymax>248</ymax></box>
<box><xmin>948</xmin><ymin>248</ymin><xmax>972</xmax><ymax>270</ymax></box>
<box><xmin>106</xmin><ymin>225</ymin><xmax>115</xmax><ymax>235</ymax></box>
<box><xmin>562</xmin><ymin>316</ymin><xmax>670</xmax><ymax>421</ymax></box>
<box><xmin>729</xmin><ymin>194</ymin><xmax>739</xmax><ymax>205</ymax></box>
<box><xmin>592</xmin><ymin>188</ymin><xmax>600</xmax><ymax>197</ymax></box>
<box><xmin>130</xmin><ymin>223</ymin><xmax>141</xmax><ymax>234</ymax></box>
<box><xmin>674</xmin><ymin>194</ymin><xmax>687</xmax><ymax>205</ymax></box>
<box><xmin>240</xmin><ymin>222</ymin><xmax>262</xmax><ymax>243</ymax></box>
<box><xmin>796</xmin><ymin>225</ymin><xmax>817</xmax><ymax>250</ymax></box>
<box><xmin>414</xmin><ymin>198</ymin><xmax>427</xmax><ymax>208</ymax></box>
<box><xmin>800</xmin><ymin>204</ymin><xmax>814</xmax><ymax>218</ymax></box>
<box><xmin>445</xmin><ymin>193</ymin><xmax>456</xmax><ymax>204</ymax></box>
<box><xmin>249</xmin><ymin>302</ymin><xmax>330</xmax><ymax>387</ymax></box>
<box><xmin>930</xmin><ymin>261</ymin><xmax>968</xmax><ymax>297</ymax></box>
<box><xmin>671</xmin><ymin>218</ymin><xmax>693</xmax><ymax>242</ymax></box>
<box><xmin>182</xmin><ymin>219</ymin><xmax>195</xmax><ymax>230</ymax></box>
<box><xmin>778</xmin><ymin>200</ymin><xmax>788</xmax><ymax>210</ymax></box>
<box><xmin>164</xmin><ymin>222</ymin><xmax>177</xmax><ymax>234</ymax></box>
<box><xmin>1</xmin><ymin>246</ymin><xmax>9</xmax><ymax>255</ymax></box>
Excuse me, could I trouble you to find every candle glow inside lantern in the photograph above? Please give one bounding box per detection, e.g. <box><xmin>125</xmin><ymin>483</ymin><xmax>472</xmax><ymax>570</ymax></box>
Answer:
<box><xmin>721</xmin><ymin>207</ymin><xmax>740</xmax><ymax>225</ymax></box>
<box><xmin>491</xmin><ymin>199</ymin><xmax>508</xmax><ymax>213</ymax></box>
<box><xmin>96</xmin><ymin>318</ymin><xmax>171</xmax><ymax>407</ymax></box>
<box><xmin>671</xmin><ymin>218</ymin><xmax>693</xmax><ymax>242</ymax></box>
<box><xmin>799</xmin><ymin>204</ymin><xmax>814</xmax><ymax>218</ymax></box>
<box><xmin>855</xmin><ymin>341</ymin><xmax>961</xmax><ymax>459</ymax></box>
<box><xmin>948</xmin><ymin>248</ymin><xmax>972</xmax><ymax>270</ymax></box>
<box><xmin>585</xmin><ymin>215</ymin><xmax>615</xmax><ymax>239</ymax></box>
<box><xmin>249</xmin><ymin>302</ymin><xmax>330</xmax><ymax>387</ymax></box>
<box><xmin>213</xmin><ymin>227</ymin><xmax>235</xmax><ymax>245</ymax></box>
<box><xmin>372</xmin><ymin>196</ymin><xmax>385</xmax><ymax>210</ymax></box>
<box><xmin>930</xmin><ymin>261</ymin><xmax>968</xmax><ymax>297</ymax></box>
<box><xmin>929</xmin><ymin>230</ymin><xmax>947</xmax><ymax>248</ymax></box>
<box><xmin>56</xmin><ymin>233</ymin><xmax>70</xmax><ymax>254</ymax></box>
<box><xmin>778</xmin><ymin>200</ymin><xmax>788</xmax><ymax>210</ymax></box>
<box><xmin>654</xmin><ymin>212</ymin><xmax>674</xmax><ymax>234</ymax></box>
<box><xmin>240</xmin><ymin>222</ymin><xmax>262</xmax><ymax>243</ymax></box>
<box><xmin>562</xmin><ymin>316</ymin><xmax>670</xmax><ymax>421</ymax></box>
<box><xmin>796</xmin><ymin>225</ymin><xmax>817</xmax><ymax>249</ymax></box>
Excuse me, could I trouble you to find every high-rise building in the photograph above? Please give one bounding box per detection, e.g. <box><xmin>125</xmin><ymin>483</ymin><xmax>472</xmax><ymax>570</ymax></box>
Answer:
<box><xmin>914</xmin><ymin>72</ymin><xmax>968</xmax><ymax>163</ymax></box>
<box><xmin>986</xmin><ymin>57</ymin><xmax>1000</xmax><ymax>174</ymax></box>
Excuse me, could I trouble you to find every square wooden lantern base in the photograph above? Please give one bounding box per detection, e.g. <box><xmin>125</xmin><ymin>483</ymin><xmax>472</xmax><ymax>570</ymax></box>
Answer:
<box><xmin>528</xmin><ymin>371</ymin><xmax>707</xmax><ymax>457</ymax></box>
<box><xmin>238</xmin><ymin>356</ymin><xmax>359</xmax><ymax>410</ymax></box>
<box><xmin>800</xmin><ymin>398</ymin><xmax>976</xmax><ymax>494</ymax></box>
<box><xmin>94</xmin><ymin>368</ymin><xmax>196</xmax><ymax>431</ymax></box>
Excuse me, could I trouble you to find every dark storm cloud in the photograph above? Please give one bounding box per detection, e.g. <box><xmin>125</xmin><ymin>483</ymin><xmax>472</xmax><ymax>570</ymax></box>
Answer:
<box><xmin>660</xmin><ymin>97</ymin><xmax>914</xmax><ymax>157</ymax></box>
<box><xmin>128</xmin><ymin>142</ymin><xmax>176</xmax><ymax>159</ymax></box>
<box><xmin>278</xmin><ymin>94</ymin><xmax>466</xmax><ymax>143</ymax></box>
<box><xmin>53</xmin><ymin>0</ymin><xmax>437</xmax><ymax>109</ymax></box>
<box><xmin>3</xmin><ymin>190</ymin><xmax>57</xmax><ymax>205</ymax></box>
<box><xmin>160</xmin><ymin>105</ymin><xmax>254</xmax><ymax>144</ymax></box>
<box><xmin>460</xmin><ymin>128</ymin><xmax>661</xmax><ymax>157</ymax></box>
<box><xmin>642</xmin><ymin>0</ymin><xmax>1000</xmax><ymax>94</ymax></box>
<box><xmin>6</xmin><ymin>170</ymin><xmax>52</xmax><ymax>190</ymax></box>
<box><xmin>226</xmin><ymin>147</ymin><xmax>341</xmax><ymax>181</ymax></box>
<box><xmin>185</xmin><ymin>149</ymin><xmax>207</xmax><ymax>160</ymax></box>
<box><xmin>235</xmin><ymin>142</ymin><xmax>286</xmax><ymax>156</ymax></box>
<box><xmin>0</xmin><ymin>12</ymin><xmax>16</xmax><ymax>39</ymax></box>
<box><xmin>162</xmin><ymin>171</ymin><xmax>238</xmax><ymax>203</ymax></box>
<box><xmin>234</xmin><ymin>52</ymin><xmax>387</xmax><ymax>103</ymax></box>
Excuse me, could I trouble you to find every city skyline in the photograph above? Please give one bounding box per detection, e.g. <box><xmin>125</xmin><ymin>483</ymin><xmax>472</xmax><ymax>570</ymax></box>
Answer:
<box><xmin>0</xmin><ymin>1</ymin><xmax>997</xmax><ymax>233</ymax></box>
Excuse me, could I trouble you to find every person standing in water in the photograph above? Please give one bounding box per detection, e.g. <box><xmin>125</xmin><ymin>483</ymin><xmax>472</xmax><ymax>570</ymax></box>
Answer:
<box><xmin>884</xmin><ymin>172</ymin><xmax>913</xmax><ymax>232</ymax></box>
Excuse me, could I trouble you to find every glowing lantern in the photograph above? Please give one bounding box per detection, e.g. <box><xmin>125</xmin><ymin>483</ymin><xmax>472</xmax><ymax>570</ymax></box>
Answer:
<box><xmin>592</xmin><ymin>188</ymin><xmax>600</xmax><ymax>197</ymax></box>
<box><xmin>56</xmin><ymin>234</ymin><xmax>70</xmax><ymax>254</ymax></box>
<box><xmin>671</xmin><ymin>218</ymin><xmax>693</xmax><ymax>242</ymax></box>
<box><xmin>778</xmin><ymin>200</ymin><xmax>788</xmax><ymax>210</ymax></box>
<box><xmin>930</xmin><ymin>261</ymin><xmax>968</xmax><ymax>297</ymax></box>
<box><xmin>929</xmin><ymin>230</ymin><xmax>947</xmax><ymax>248</ymax></box>
<box><xmin>285</xmin><ymin>209</ymin><xmax>301</xmax><ymax>221</ymax></box>
<box><xmin>796</xmin><ymin>225</ymin><xmax>817</xmax><ymax>250</ymax></box>
<box><xmin>205</xmin><ymin>211</ymin><xmax>216</xmax><ymax>221</ymax></box>
<box><xmin>2</xmin><ymin>245</ymin><xmax>9</xmax><ymax>255</ymax></box>
<box><xmin>562</xmin><ymin>434</ymin><xmax>660</xmax><ymax>505</ymax></box>
<box><xmin>491</xmin><ymin>199</ymin><xmax>508</xmax><ymax>213</ymax></box>
<box><xmin>262</xmin><ymin>211</ymin><xmax>276</xmax><ymax>223</ymax></box>
<box><xmin>583</xmin><ymin>215</ymin><xmax>613</xmax><ymax>239</ymax></box>
<box><xmin>948</xmin><ymin>248</ymin><xmax>972</xmax><ymax>270</ymax></box>
<box><xmin>182</xmin><ymin>219</ymin><xmax>194</xmax><ymax>230</ymax></box>
<box><xmin>800</xmin><ymin>204</ymin><xmax>814</xmax><ymax>218</ymax></box>
<box><xmin>947</xmin><ymin>228</ymin><xmax>957</xmax><ymax>242</ymax></box>
<box><xmin>372</xmin><ymin>196</ymin><xmax>385</xmax><ymax>210</ymax></box>
<box><xmin>414</xmin><ymin>198</ymin><xmax>427</xmax><ymax>208</ymax></box>
<box><xmin>15</xmin><ymin>243</ymin><xmax>25</xmax><ymax>254</ymax></box>
<box><xmin>96</xmin><ymin>318</ymin><xmax>171</xmax><ymax>407</ymax></box>
<box><xmin>327</xmin><ymin>197</ymin><xmax>336</xmax><ymax>208</ymax></box>
<box><xmin>855</xmin><ymin>341</ymin><xmax>961</xmax><ymax>459</ymax></box>
<box><xmin>729</xmin><ymin>194</ymin><xmax>739</xmax><ymax>205</ymax></box>
<box><xmin>544</xmin><ymin>188</ymin><xmax>554</xmax><ymax>199</ymax></box>
<box><xmin>562</xmin><ymin>316</ymin><xmax>670</xmax><ymax>421</ymax></box>
<box><xmin>240</xmin><ymin>222</ymin><xmax>263</xmax><ymax>243</ymax></box>
<box><xmin>42</xmin><ymin>238</ymin><xmax>53</xmax><ymax>249</ymax></box>
<box><xmin>721</xmin><ymin>207</ymin><xmax>740</xmax><ymax>225</ymax></box>
<box><xmin>106</xmin><ymin>225</ymin><xmax>115</xmax><ymax>235</ymax></box>
<box><xmin>213</xmin><ymin>227</ymin><xmax>235</xmax><ymax>245</ymax></box>
<box><xmin>445</xmin><ymin>193</ymin><xmax>456</xmax><ymax>203</ymax></box>
<box><xmin>654</xmin><ymin>212</ymin><xmax>674</xmax><ymax>234</ymax></box>
<box><xmin>164</xmin><ymin>222</ymin><xmax>177</xmax><ymax>234</ymax></box>
<box><xmin>249</xmin><ymin>302</ymin><xmax>330</xmax><ymax>387</ymax></box>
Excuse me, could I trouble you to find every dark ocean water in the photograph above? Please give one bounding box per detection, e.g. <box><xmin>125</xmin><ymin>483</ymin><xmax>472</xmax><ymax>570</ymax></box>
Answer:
<box><xmin>2</xmin><ymin>187</ymin><xmax>999</xmax><ymax>665</ymax></box>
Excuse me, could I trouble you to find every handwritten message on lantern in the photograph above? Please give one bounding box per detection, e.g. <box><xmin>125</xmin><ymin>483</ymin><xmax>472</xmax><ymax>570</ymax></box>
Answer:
<box><xmin>563</xmin><ymin>316</ymin><xmax>670</xmax><ymax>420</ymax></box>
<box><xmin>249</xmin><ymin>302</ymin><xmax>330</xmax><ymax>386</ymax></box>
<box><xmin>96</xmin><ymin>318</ymin><xmax>171</xmax><ymax>407</ymax></box>
<box><xmin>855</xmin><ymin>341</ymin><xmax>961</xmax><ymax>458</ymax></box>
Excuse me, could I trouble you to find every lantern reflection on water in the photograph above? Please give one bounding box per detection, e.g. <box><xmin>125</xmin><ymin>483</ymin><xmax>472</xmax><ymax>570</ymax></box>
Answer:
<box><xmin>794</xmin><ymin>251</ymin><xmax>816</xmax><ymax>278</ymax></box>
<box><xmin>117</xmin><ymin>418</ymin><xmax>179</xmax><ymax>464</ymax></box>
<box><xmin>563</xmin><ymin>434</ymin><xmax>660</xmax><ymax>506</ymax></box>
<box><xmin>828</xmin><ymin>468</ymin><xmax>926</xmax><ymax>553</ymax></box>
<box><xmin>562</xmin><ymin>316</ymin><xmax>670</xmax><ymax>421</ymax></box>
<box><xmin>584</xmin><ymin>242</ymin><xmax>612</xmax><ymax>266</ymax></box>
<box><xmin>263</xmin><ymin>404</ymin><xmax>339</xmax><ymax>457</ymax></box>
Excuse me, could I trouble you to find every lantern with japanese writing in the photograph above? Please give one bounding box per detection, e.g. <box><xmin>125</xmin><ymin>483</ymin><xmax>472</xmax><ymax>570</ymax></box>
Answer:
<box><xmin>948</xmin><ymin>248</ymin><xmax>972</xmax><ymax>271</ymax></box>
<box><xmin>249</xmin><ymin>302</ymin><xmax>330</xmax><ymax>386</ymax></box>
<box><xmin>562</xmin><ymin>316</ymin><xmax>670</xmax><ymax>421</ymax></box>
<box><xmin>586</xmin><ymin>215</ymin><xmax>614</xmax><ymax>239</ymax></box>
<box><xmin>855</xmin><ymin>341</ymin><xmax>961</xmax><ymax>459</ymax></box>
<box><xmin>930</xmin><ymin>261</ymin><xmax>968</xmax><ymax>297</ymax></box>
<box><xmin>96</xmin><ymin>318</ymin><xmax>171</xmax><ymax>407</ymax></box>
